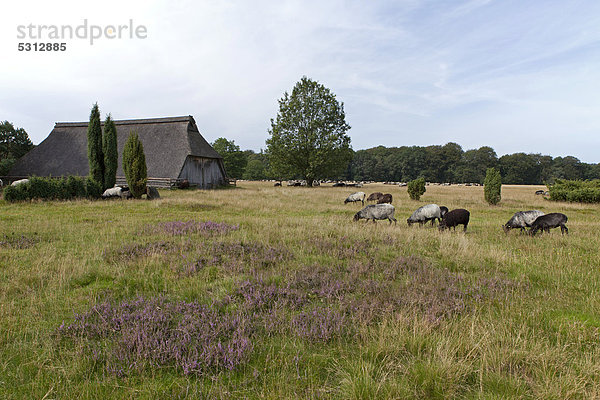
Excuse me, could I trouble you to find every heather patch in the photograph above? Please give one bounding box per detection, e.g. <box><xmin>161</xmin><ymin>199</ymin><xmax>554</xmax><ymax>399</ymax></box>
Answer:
<box><xmin>177</xmin><ymin>240</ymin><xmax>293</xmax><ymax>276</ymax></box>
<box><xmin>56</xmin><ymin>296</ymin><xmax>253</xmax><ymax>376</ymax></box>
<box><xmin>57</xmin><ymin>256</ymin><xmax>527</xmax><ymax>377</ymax></box>
<box><xmin>145</xmin><ymin>220</ymin><xmax>238</xmax><ymax>236</ymax></box>
<box><xmin>0</xmin><ymin>233</ymin><xmax>39</xmax><ymax>249</ymax></box>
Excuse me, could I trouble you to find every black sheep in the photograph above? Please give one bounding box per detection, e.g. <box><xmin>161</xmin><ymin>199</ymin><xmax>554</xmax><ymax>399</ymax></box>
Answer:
<box><xmin>529</xmin><ymin>213</ymin><xmax>568</xmax><ymax>236</ymax></box>
<box><xmin>439</xmin><ymin>209</ymin><xmax>470</xmax><ymax>232</ymax></box>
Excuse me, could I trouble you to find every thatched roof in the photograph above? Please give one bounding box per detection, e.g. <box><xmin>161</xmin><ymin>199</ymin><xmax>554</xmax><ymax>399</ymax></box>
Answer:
<box><xmin>8</xmin><ymin>116</ymin><xmax>223</xmax><ymax>179</ymax></box>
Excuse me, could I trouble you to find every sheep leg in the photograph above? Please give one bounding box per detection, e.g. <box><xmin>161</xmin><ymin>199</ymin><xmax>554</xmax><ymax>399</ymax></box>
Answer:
<box><xmin>561</xmin><ymin>224</ymin><xmax>568</xmax><ymax>234</ymax></box>
<box><xmin>463</xmin><ymin>224</ymin><xmax>468</xmax><ymax>232</ymax></box>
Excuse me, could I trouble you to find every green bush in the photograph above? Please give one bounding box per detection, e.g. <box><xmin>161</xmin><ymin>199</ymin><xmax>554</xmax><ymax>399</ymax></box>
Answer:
<box><xmin>483</xmin><ymin>167</ymin><xmax>502</xmax><ymax>205</ymax></box>
<box><xmin>123</xmin><ymin>130</ymin><xmax>147</xmax><ymax>199</ymax></box>
<box><xmin>549</xmin><ymin>179</ymin><xmax>600</xmax><ymax>203</ymax></box>
<box><xmin>2</xmin><ymin>176</ymin><xmax>102</xmax><ymax>202</ymax></box>
<box><xmin>407</xmin><ymin>178</ymin><xmax>426</xmax><ymax>200</ymax></box>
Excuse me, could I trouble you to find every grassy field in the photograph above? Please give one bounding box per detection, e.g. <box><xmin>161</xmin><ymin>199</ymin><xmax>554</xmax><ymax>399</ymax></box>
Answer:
<box><xmin>1</xmin><ymin>182</ymin><xmax>600</xmax><ymax>399</ymax></box>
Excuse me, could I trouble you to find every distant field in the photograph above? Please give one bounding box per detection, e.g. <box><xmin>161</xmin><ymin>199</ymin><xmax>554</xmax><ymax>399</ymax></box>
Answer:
<box><xmin>1</xmin><ymin>182</ymin><xmax>599</xmax><ymax>399</ymax></box>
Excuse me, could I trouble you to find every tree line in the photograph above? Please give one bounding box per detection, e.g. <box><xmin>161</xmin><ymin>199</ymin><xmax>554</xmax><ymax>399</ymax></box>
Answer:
<box><xmin>214</xmin><ymin>140</ymin><xmax>600</xmax><ymax>185</ymax></box>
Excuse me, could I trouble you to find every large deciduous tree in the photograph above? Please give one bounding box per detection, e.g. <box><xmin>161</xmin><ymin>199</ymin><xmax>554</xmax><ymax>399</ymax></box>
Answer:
<box><xmin>266</xmin><ymin>77</ymin><xmax>352</xmax><ymax>186</ymax></box>
<box><xmin>0</xmin><ymin>120</ymin><xmax>34</xmax><ymax>175</ymax></box>
<box><xmin>211</xmin><ymin>138</ymin><xmax>248</xmax><ymax>179</ymax></box>
<box><xmin>87</xmin><ymin>103</ymin><xmax>104</xmax><ymax>187</ymax></box>
<box><xmin>102</xmin><ymin>114</ymin><xmax>118</xmax><ymax>190</ymax></box>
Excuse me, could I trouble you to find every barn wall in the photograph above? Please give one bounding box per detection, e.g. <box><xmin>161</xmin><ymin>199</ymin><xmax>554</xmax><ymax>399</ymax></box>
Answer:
<box><xmin>179</xmin><ymin>156</ymin><xmax>226</xmax><ymax>188</ymax></box>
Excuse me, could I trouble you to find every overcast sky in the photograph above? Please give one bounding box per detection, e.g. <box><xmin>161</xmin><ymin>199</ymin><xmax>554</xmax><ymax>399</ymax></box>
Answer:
<box><xmin>2</xmin><ymin>0</ymin><xmax>600</xmax><ymax>162</ymax></box>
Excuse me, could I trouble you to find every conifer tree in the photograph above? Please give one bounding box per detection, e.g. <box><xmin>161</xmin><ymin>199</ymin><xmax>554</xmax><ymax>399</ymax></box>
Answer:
<box><xmin>87</xmin><ymin>103</ymin><xmax>104</xmax><ymax>187</ymax></box>
<box><xmin>103</xmin><ymin>114</ymin><xmax>118</xmax><ymax>190</ymax></box>
<box><xmin>484</xmin><ymin>167</ymin><xmax>502</xmax><ymax>204</ymax></box>
<box><xmin>122</xmin><ymin>130</ymin><xmax>147</xmax><ymax>198</ymax></box>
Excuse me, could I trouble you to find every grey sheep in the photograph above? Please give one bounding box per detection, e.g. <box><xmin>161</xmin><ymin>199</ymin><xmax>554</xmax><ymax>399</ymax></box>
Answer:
<box><xmin>353</xmin><ymin>204</ymin><xmax>397</xmax><ymax>224</ymax></box>
<box><xmin>407</xmin><ymin>204</ymin><xmax>447</xmax><ymax>226</ymax></box>
<box><xmin>503</xmin><ymin>210</ymin><xmax>544</xmax><ymax>233</ymax></box>
<box><xmin>344</xmin><ymin>191</ymin><xmax>366</xmax><ymax>205</ymax></box>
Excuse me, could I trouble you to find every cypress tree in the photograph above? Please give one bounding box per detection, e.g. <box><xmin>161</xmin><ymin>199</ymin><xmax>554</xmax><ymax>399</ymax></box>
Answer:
<box><xmin>484</xmin><ymin>167</ymin><xmax>502</xmax><ymax>204</ymax></box>
<box><xmin>103</xmin><ymin>114</ymin><xmax>118</xmax><ymax>190</ymax></box>
<box><xmin>122</xmin><ymin>130</ymin><xmax>147</xmax><ymax>198</ymax></box>
<box><xmin>87</xmin><ymin>103</ymin><xmax>104</xmax><ymax>187</ymax></box>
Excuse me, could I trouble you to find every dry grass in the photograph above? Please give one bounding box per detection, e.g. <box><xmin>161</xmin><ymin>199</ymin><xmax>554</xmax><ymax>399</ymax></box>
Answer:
<box><xmin>1</xmin><ymin>181</ymin><xmax>600</xmax><ymax>399</ymax></box>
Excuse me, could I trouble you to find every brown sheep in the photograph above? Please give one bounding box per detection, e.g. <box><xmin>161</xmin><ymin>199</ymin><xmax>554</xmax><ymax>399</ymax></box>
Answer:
<box><xmin>377</xmin><ymin>193</ymin><xmax>393</xmax><ymax>204</ymax></box>
<box><xmin>367</xmin><ymin>192</ymin><xmax>384</xmax><ymax>202</ymax></box>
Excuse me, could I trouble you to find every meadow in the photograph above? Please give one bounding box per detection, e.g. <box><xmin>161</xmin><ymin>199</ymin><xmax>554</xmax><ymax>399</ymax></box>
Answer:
<box><xmin>1</xmin><ymin>182</ymin><xmax>599</xmax><ymax>399</ymax></box>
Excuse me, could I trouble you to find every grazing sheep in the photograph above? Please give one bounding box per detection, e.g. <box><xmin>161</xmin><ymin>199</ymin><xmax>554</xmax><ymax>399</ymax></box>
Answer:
<box><xmin>333</xmin><ymin>182</ymin><xmax>346</xmax><ymax>187</ymax></box>
<box><xmin>344</xmin><ymin>191</ymin><xmax>366</xmax><ymax>205</ymax></box>
<box><xmin>353</xmin><ymin>204</ymin><xmax>397</xmax><ymax>224</ymax></box>
<box><xmin>529</xmin><ymin>213</ymin><xmax>568</xmax><ymax>236</ymax></box>
<box><xmin>367</xmin><ymin>192</ymin><xmax>384</xmax><ymax>202</ymax></box>
<box><xmin>407</xmin><ymin>204</ymin><xmax>444</xmax><ymax>226</ymax></box>
<box><xmin>11</xmin><ymin>178</ymin><xmax>29</xmax><ymax>186</ymax></box>
<box><xmin>274</xmin><ymin>182</ymin><xmax>281</xmax><ymax>187</ymax></box>
<box><xmin>535</xmin><ymin>190</ymin><xmax>545</xmax><ymax>195</ymax></box>
<box><xmin>439</xmin><ymin>209</ymin><xmax>470</xmax><ymax>232</ymax></box>
<box><xmin>377</xmin><ymin>193</ymin><xmax>393</xmax><ymax>204</ymax></box>
<box><xmin>439</xmin><ymin>206</ymin><xmax>449</xmax><ymax>217</ymax></box>
<box><xmin>503</xmin><ymin>210</ymin><xmax>545</xmax><ymax>233</ymax></box>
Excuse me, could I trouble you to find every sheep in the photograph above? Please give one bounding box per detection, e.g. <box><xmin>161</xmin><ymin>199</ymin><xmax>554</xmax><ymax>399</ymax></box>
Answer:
<box><xmin>274</xmin><ymin>182</ymin><xmax>281</xmax><ymax>187</ymax></box>
<box><xmin>102</xmin><ymin>186</ymin><xmax>123</xmax><ymax>198</ymax></box>
<box><xmin>407</xmin><ymin>204</ymin><xmax>445</xmax><ymax>226</ymax></box>
<box><xmin>502</xmin><ymin>210</ymin><xmax>545</xmax><ymax>233</ymax></box>
<box><xmin>333</xmin><ymin>182</ymin><xmax>346</xmax><ymax>187</ymax></box>
<box><xmin>344</xmin><ymin>191</ymin><xmax>366</xmax><ymax>205</ymax></box>
<box><xmin>353</xmin><ymin>204</ymin><xmax>397</xmax><ymax>224</ymax></box>
<box><xmin>529</xmin><ymin>213</ymin><xmax>568</xmax><ymax>236</ymax></box>
<box><xmin>535</xmin><ymin>190</ymin><xmax>545</xmax><ymax>195</ymax></box>
<box><xmin>367</xmin><ymin>192</ymin><xmax>383</xmax><ymax>202</ymax></box>
<box><xmin>102</xmin><ymin>186</ymin><xmax>133</xmax><ymax>199</ymax></box>
<box><xmin>377</xmin><ymin>193</ymin><xmax>393</xmax><ymax>204</ymax></box>
<box><xmin>439</xmin><ymin>206</ymin><xmax>449</xmax><ymax>217</ymax></box>
<box><xmin>11</xmin><ymin>178</ymin><xmax>29</xmax><ymax>186</ymax></box>
<box><xmin>439</xmin><ymin>209</ymin><xmax>470</xmax><ymax>232</ymax></box>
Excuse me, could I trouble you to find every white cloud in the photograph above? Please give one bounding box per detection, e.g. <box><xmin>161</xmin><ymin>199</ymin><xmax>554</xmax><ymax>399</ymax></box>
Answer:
<box><xmin>2</xmin><ymin>0</ymin><xmax>600</xmax><ymax>162</ymax></box>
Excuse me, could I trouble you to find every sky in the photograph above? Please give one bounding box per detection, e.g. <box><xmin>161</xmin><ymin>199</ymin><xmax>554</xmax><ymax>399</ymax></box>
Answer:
<box><xmin>2</xmin><ymin>0</ymin><xmax>600</xmax><ymax>162</ymax></box>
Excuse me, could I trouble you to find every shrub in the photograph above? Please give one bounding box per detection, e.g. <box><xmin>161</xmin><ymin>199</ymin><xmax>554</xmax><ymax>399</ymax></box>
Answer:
<box><xmin>484</xmin><ymin>167</ymin><xmax>502</xmax><ymax>205</ymax></box>
<box><xmin>85</xmin><ymin>177</ymin><xmax>103</xmax><ymax>199</ymax></box>
<box><xmin>122</xmin><ymin>130</ymin><xmax>147</xmax><ymax>199</ymax></box>
<box><xmin>2</xmin><ymin>176</ymin><xmax>102</xmax><ymax>202</ymax></box>
<box><xmin>407</xmin><ymin>178</ymin><xmax>426</xmax><ymax>200</ymax></box>
<box><xmin>549</xmin><ymin>179</ymin><xmax>600</xmax><ymax>203</ymax></box>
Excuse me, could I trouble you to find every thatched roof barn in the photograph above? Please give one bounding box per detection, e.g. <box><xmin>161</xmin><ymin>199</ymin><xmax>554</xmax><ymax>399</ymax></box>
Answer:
<box><xmin>8</xmin><ymin>116</ymin><xmax>227</xmax><ymax>188</ymax></box>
